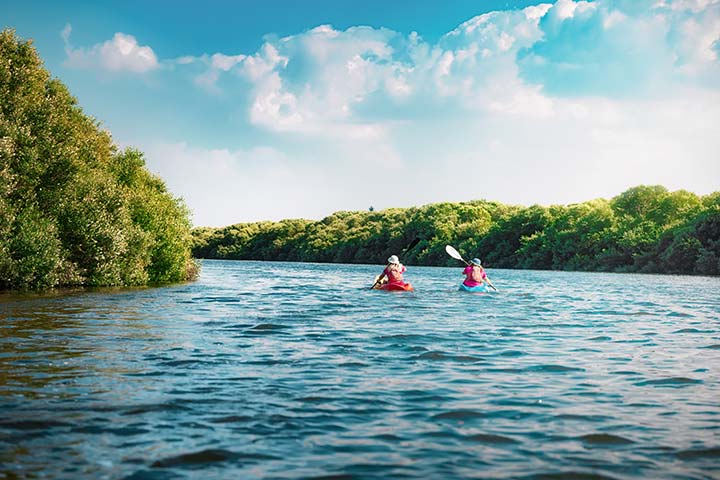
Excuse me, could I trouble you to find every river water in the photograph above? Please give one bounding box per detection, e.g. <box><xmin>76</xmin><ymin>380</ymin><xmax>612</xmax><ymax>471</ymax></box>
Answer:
<box><xmin>1</xmin><ymin>259</ymin><xmax>719</xmax><ymax>479</ymax></box>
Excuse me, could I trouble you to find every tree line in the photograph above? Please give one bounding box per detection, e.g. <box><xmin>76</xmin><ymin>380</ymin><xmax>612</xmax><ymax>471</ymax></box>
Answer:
<box><xmin>0</xmin><ymin>30</ymin><xmax>197</xmax><ymax>290</ymax></box>
<box><xmin>192</xmin><ymin>185</ymin><xmax>720</xmax><ymax>276</ymax></box>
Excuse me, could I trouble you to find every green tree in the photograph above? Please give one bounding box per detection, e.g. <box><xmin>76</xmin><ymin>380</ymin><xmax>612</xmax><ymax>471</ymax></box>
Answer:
<box><xmin>191</xmin><ymin>186</ymin><xmax>719</xmax><ymax>277</ymax></box>
<box><xmin>0</xmin><ymin>30</ymin><xmax>196</xmax><ymax>290</ymax></box>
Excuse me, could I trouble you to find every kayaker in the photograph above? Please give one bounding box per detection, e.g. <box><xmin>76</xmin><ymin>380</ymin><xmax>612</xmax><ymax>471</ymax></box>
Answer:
<box><xmin>376</xmin><ymin>255</ymin><xmax>412</xmax><ymax>290</ymax></box>
<box><xmin>462</xmin><ymin>258</ymin><xmax>495</xmax><ymax>290</ymax></box>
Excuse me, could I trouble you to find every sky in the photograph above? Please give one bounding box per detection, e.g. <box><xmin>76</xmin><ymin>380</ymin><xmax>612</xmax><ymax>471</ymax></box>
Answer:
<box><xmin>3</xmin><ymin>0</ymin><xmax>720</xmax><ymax>227</ymax></box>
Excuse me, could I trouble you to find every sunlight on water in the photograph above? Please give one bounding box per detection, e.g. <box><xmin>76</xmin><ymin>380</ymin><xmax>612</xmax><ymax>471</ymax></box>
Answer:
<box><xmin>1</xmin><ymin>260</ymin><xmax>719</xmax><ymax>479</ymax></box>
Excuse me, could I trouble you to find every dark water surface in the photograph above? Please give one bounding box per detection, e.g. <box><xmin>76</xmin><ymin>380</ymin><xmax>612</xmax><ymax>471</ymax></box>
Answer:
<box><xmin>1</xmin><ymin>260</ymin><xmax>719</xmax><ymax>479</ymax></box>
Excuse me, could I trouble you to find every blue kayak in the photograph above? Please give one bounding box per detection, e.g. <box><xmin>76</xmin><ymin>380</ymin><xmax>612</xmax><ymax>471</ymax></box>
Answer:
<box><xmin>459</xmin><ymin>283</ymin><xmax>492</xmax><ymax>293</ymax></box>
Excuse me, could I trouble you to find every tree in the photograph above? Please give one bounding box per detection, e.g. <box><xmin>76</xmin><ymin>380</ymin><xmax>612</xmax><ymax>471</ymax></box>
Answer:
<box><xmin>190</xmin><ymin>186</ymin><xmax>719</xmax><ymax>276</ymax></box>
<box><xmin>0</xmin><ymin>30</ymin><xmax>196</xmax><ymax>290</ymax></box>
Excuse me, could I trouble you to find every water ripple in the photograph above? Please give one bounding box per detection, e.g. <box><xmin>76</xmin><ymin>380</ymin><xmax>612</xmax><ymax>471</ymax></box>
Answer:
<box><xmin>1</xmin><ymin>260</ymin><xmax>718</xmax><ymax>479</ymax></box>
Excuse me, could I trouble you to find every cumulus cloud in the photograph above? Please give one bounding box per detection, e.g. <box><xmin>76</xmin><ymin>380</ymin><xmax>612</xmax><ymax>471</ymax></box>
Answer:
<box><xmin>62</xmin><ymin>1</ymin><xmax>720</xmax><ymax>122</ymax></box>
<box><xmin>240</xmin><ymin>25</ymin><xmax>406</xmax><ymax>135</ymax></box>
<box><xmin>518</xmin><ymin>0</ymin><xmax>720</xmax><ymax>95</ymax></box>
<box><xmin>66</xmin><ymin>1</ymin><xmax>720</xmax><ymax>224</ymax></box>
<box><xmin>62</xmin><ymin>23</ymin><xmax>159</xmax><ymax>73</ymax></box>
<box><xmin>175</xmin><ymin>0</ymin><xmax>718</xmax><ymax>131</ymax></box>
<box><xmin>668</xmin><ymin>5</ymin><xmax>720</xmax><ymax>72</ymax></box>
<box><xmin>183</xmin><ymin>52</ymin><xmax>249</xmax><ymax>91</ymax></box>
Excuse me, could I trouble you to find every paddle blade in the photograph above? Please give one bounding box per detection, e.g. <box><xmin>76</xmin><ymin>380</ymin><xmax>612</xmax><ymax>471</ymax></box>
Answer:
<box><xmin>445</xmin><ymin>245</ymin><xmax>464</xmax><ymax>261</ymax></box>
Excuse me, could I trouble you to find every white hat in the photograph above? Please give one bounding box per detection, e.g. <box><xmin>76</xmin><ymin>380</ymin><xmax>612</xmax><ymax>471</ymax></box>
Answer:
<box><xmin>387</xmin><ymin>255</ymin><xmax>399</xmax><ymax>264</ymax></box>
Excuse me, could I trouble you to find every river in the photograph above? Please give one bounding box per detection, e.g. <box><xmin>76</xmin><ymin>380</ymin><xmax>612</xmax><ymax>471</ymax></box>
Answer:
<box><xmin>1</xmin><ymin>259</ymin><xmax>719</xmax><ymax>479</ymax></box>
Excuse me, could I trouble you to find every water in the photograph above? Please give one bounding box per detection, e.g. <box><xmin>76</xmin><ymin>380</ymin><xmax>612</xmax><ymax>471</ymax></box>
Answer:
<box><xmin>1</xmin><ymin>260</ymin><xmax>719</xmax><ymax>480</ymax></box>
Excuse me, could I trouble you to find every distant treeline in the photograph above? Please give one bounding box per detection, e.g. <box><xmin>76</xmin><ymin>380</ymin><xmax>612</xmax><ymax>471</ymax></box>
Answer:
<box><xmin>0</xmin><ymin>30</ymin><xmax>197</xmax><ymax>290</ymax></box>
<box><xmin>193</xmin><ymin>185</ymin><xmax>720</xmax><ymax>276</ymax></box>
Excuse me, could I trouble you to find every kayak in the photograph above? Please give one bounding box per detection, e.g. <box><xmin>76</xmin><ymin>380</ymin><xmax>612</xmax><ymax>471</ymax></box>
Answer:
<box><xmin>377</xmin><ymin>282</ymin><xmax>414</xmax><ymax>292</ymax></box>
<box><xmin>459</xmin><ymin>283</ymin><xmax>492</xmax><ymax>293</ymax></box>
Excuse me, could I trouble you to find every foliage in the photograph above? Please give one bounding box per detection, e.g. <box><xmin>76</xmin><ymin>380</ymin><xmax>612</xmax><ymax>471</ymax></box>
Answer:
<box><xmin>192</xmin><ymin>186</ymin><xmax>719</xmax><ymax>276</ymax></box>
<box><xmin>0</xmin><ymin>30</ymin><xmax>196</xmax><ymax>290</ymax></box>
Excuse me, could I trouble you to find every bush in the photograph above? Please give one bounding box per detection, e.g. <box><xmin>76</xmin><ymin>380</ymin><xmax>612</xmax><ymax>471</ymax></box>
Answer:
<box><xmin>0</xmin><ymin>29</ymin><xmax>197</xmax><ymax>290</ymax></box>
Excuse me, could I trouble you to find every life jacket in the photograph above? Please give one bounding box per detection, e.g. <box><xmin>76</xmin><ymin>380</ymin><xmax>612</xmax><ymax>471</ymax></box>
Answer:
<box><xmin>385</xmin><ymin>264</ymin><xmax>405</xmax><ymax>283</ymax></box>
<box><xmin>468</xmin><ymin>265</ymin><xmax>486</xmax><ymax>283</ymax></box>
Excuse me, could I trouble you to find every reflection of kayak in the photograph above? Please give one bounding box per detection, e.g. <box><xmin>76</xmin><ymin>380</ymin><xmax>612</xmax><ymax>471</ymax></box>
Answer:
<box><xmin>377</xmin><ymin>282</ymin><xmax>414</xmax><ymax>292</ymax></box>
<box><xmin>459</xmin><ymin>283</ymin><xmax>492</xmax><ymax>293</ymax></box>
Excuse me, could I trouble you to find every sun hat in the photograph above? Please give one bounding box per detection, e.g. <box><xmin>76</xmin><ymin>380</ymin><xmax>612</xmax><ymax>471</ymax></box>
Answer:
<box><xmin>470</xmin><ymin>258</ymin><xmax>482</xmax><ymax>266</ymax></box>
<box><xmin>387</xmin><ymin>255</ymin><xmax>400</xmax><ymax>264</ymax></box>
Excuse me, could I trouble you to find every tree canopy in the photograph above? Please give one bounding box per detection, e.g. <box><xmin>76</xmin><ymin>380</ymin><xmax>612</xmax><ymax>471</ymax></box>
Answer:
<box><xmin>0</xmin><ymin>30</ymin><xmax>197</xmax><ymax>290</ymax></box>
<box><xmin>193</xmin><ymin>186</ymin><xmax>719</xmax><ymax>276</ymax></box>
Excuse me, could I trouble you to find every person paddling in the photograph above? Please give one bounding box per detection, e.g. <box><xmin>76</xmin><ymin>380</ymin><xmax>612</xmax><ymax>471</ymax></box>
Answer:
<box><xmin>374</xmin><ymin>255</ymin><xmax>413</xmax><ymax>291</ymax></box>
<box><xmin>462</xmin><ymin>258</ymin><xmax>495</xmax><ymax>291</ymax></box>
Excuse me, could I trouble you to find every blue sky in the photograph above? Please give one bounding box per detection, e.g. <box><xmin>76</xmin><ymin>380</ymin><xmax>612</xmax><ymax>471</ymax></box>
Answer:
<box><xmin>4</xmin><ymin>0</ymin><xmax>720</xmax><ymax>226</ymax></box>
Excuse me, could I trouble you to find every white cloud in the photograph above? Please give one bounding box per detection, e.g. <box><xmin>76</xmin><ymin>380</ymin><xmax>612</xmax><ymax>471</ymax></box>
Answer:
<box><xmin>174</xmin><ymin>56</ymin><xmax>196</xmax><ymax>65</ymax></box>
<box><xmin>550</xmin><ymin>0</ymin><xmax>596</xmax><ymax>21</ymax></box>
<box><xmin>207</xmin><ymin>0</ymin><xmax>709</xmax><ymax>131</ymax></box>
<box><xmin>525</xmin><ymin>4</ymin><xmax>554</xmax><ymax>20</ymax></box>
<box><xmin>231</xmin><ymin>25</ymin><xmax>406</xmax><ymax>136</ymax></box>
<box><xmin>65</xmin><ymin>1</ymin><xmax>720</xmax><ymax>224</ymax></box>
<box><xmin>658</xmin><ymin>0</ymin><xmax>720</xmax><ymax>13</ymax></box>
<box><xmin>62</xmin><ymin>24</ymin><xmax>158</xmax><ymax>73</ymax></box>
<box><xmin>211</xmin><ymin>53</ymin><xmax>246</xmax><ymax>71</ymax></box>
<box><xmin>248</xmin><ymin>72</ymin><xmax>304</xmax><ymax>130</ymax></box>
<box><xmin>217</xmin><ymin>6</ymin><xmax>554</xmax><ymax>134</ymax></box>
<box><xmin>196</xmin><ymin>53</ymin><xmax>247</xmax><ymax>90</ymax></box>
<box><xmin>673</xmin><ymin>11</ymin><xmax>720</xmax><ymax>71</ymax></box>
<box><xmin>603</xmin><ymin>10</ymin><xmax>628</xmax><ymax>28</ymax></box>
<box><xmin>239</xmin><ymin>43</ymin><xmax>288</xmax><ymax>81</ymax></box>
<box><xmin>62</xmin><ymin>0</ymin><xmax>720</xmax><ymax>108</ymax></box>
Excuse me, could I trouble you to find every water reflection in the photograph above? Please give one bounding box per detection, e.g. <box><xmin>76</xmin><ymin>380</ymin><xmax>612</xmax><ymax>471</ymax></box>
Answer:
<box><xmin>0</xmin><ymin>290</ymin><xmax>167</xmax><ymax>401</ymax></box>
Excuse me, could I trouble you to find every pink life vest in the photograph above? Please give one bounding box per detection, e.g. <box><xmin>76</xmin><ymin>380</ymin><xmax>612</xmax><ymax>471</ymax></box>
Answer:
<box><xmin>463</xmin><ymin>265</ymin><xmax>486</xmax><ymax>287</ymax></box>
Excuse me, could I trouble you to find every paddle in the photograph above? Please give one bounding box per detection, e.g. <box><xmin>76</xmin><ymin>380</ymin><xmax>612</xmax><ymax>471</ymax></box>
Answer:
<box><xmin>445</xmin><ymin>245</ymin><xmax>498</xmax><ymax>292</ymax></box>
<box><xmin>402</xmin><ymin>237</ymin><xmax>421</xmax><ymax>256</ymax></box>
<box><xmin>370</xmin><ymin>274</ymin><xmax>383</xmax><ymax>290</ymax></box>
<box><xmin>445</xmin><ymin>245</ymin><xmax>469</xmax><ymax>265</ymax></box>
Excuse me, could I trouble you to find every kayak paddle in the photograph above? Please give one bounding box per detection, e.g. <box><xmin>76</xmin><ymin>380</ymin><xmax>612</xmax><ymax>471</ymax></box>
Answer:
<box><xmin>402</xmin><ymin>237</ymin><xmax>421</xmax><ymax>256</ymax></box>
<box><xmin>445</xmin><ymin>245</ymin><xmax>469</xmax><ymax>265</ymax></box>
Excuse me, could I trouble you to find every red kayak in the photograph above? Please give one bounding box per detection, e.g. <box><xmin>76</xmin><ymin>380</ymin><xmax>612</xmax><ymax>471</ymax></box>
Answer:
<box><xmin>378</xmin><ymin>282</ymin><xmax>413</xmax><ymax>292</ymax></box>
